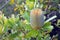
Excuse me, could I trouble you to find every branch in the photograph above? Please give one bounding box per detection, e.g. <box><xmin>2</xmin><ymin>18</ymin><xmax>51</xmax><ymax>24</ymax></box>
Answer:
<box><xmin>45</xmin><ymin>15</ymin><xmax>57</xmax><ymax>24</ymax></box>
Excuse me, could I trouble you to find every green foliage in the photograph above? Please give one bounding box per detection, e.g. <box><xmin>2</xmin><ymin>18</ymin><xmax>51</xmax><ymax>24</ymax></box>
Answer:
<box><xmin>0</xmin><ymin>0</ymin><xmax>59</xmax><ymax>40</ymax></box>
<box><xmin>25</xmin><ymin>30</ymin><xmax>38</xmax><ymax>38</ymax></box>
<box><xmin>0</xmin><ymin>12</ymin><xmax>53</xmax><ymax>40</ymax></box>
<box><xmin>23</xmin><ymin>12</ymin><xmax>30</xmax><ymax>22</ymax></box>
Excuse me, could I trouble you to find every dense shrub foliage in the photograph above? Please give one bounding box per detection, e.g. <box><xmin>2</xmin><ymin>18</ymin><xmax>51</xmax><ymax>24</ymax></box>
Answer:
<box><xmin>0</xmin><ymin>0</ymin><xmax>60</xmax><ymax>40</ymax></box>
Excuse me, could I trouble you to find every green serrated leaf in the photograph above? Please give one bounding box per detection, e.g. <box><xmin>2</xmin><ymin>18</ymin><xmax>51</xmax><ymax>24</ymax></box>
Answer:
<box><xmin>43</xmin><ymin>22</ymin><xmax>53</xmax><ymax>33</ymax></box>
<box><xmin>25</xmin><ymin>24</ymin><xmax>32</xmax><ymax>31</ymax></box>
<box><xmin>43</xmin><ymin>22</ymin><xmax>51</xmax><ymax>27</ymax></box>
<box><xmin>25</xmin><ymin>30</ymin><xmax>38</xmax><ymax>38</ymax></box>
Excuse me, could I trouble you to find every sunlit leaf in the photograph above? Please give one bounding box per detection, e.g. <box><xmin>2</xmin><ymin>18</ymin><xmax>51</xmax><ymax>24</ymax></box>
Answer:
<box><xmin>43</xmin><ymin>22</ymin><xmax>53</xmax><ymax>33</ymax></box>
<box><xmin>4</xmin><ymin>16</ymin><xmax>8</xmax><ymax>26</ymax></box>
<box><xmin>0</xmin><ymin>15</ymin><xmax>2</xmax><ymax>20</ymax></box>
<box><xmin>29</xmin><ymin>0</ymin><xmax>35</xmax><ymax>2</ymax></box>
<box><xmin>25</xmin><ymin>30</ymin><xmax>38</xmax><ymax>38</ymax></box>
<box><xmin>40</xmin><ymin>0</ymin><xmax>43</xmax><ymax>3</ymax></box>
<box><xmin>23</xmin><ymin>12</ymin><xmax>30</xmax><ymax>22</ymax></box>
<box><xmin>14</xmin><ymin>7</ymin><xmax>18</xmax><ymax>11</ymax></box>
<box><xmin>10</xmin><ymin>0</ymin><xmax>15</xmax><ymax>4</ymax></box>
<box><xmin>26</xmin><ymin>0</ymin><xmax>34</xmax><ymax>9</ymax></box>
<box><xmin>0</xmin><ymin>25</ymin><xmax>4</xmax><ymax>34</ymax></box>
